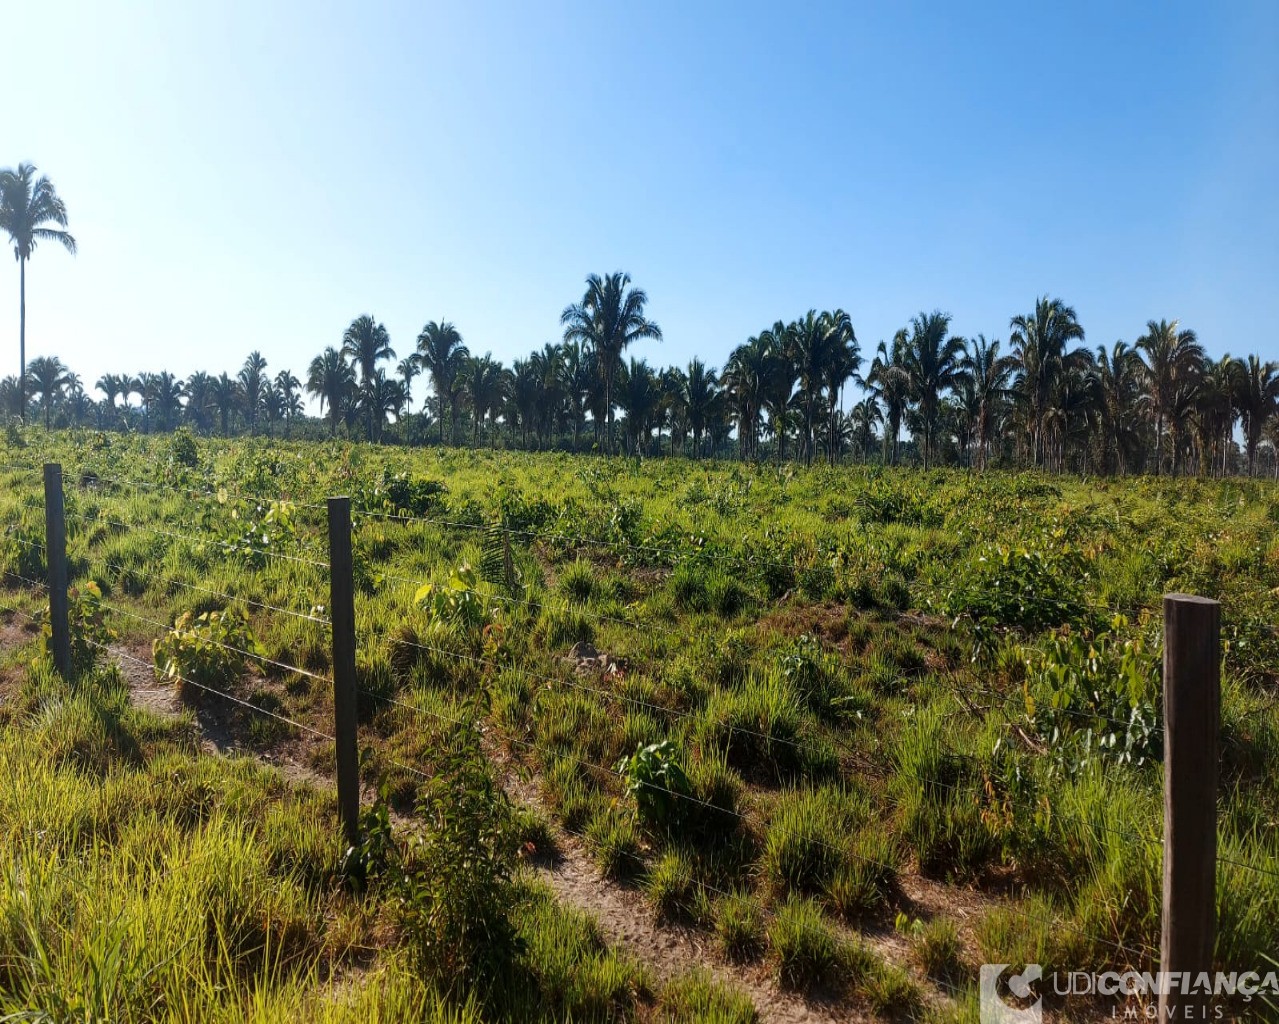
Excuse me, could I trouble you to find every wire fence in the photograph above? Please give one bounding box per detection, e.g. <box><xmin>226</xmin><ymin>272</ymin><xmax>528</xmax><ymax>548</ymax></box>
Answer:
<box><xmin>0</xmin><ymin>457</ymin><xmax>1262</xmax><ymax>995</ymax></box>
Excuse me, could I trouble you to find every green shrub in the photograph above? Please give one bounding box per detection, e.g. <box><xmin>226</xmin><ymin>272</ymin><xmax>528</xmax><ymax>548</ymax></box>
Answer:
<box><xmin>940</xmin><ymin>537</ymin><xmax>1093</xmax><ymax>646</ymax></box>
<box><xmin>538</xmin><ymin>604</ymin><xmax>596</xmax><ymax>649</ymax></box>
<box><xmin>768</xmin><ymin>897</ymin><xmax>841</xmax><ymax>990</ymax></box>
<box><xmin>559</xmin><ymin>559</ymin><xmax>596</xmax><ymax>604</ymax></box>
<box><xmin>586</xmin><ymin>808</ymin><xmax>643</xmax><ymax>881</ymax></box>
<box><xmin>616</xmin><ymin>740</ymin><xmax>692</xmax><ymax>830</ymax></box>
<box><xmin>38</xmin><ymin>580</ymin><xmax>113</xmax><ymax>678</ymax></box>
<box><xmin>670</xmin><ymin>563</ymin><xmax>711</xmax><ymax>612</ymax></box>
<box><xmin>644</xmin><ymin>848</ymin><xmax>696</xmax><ymax>922</ymax></box>
<box><xmin>169</xmin><ymin>428</ymin><xmax>199</xmax><ymax>468</ymax></box>
<box><xmin>899</xmin><ymin>913</ymin><xmax>964</xmax><ymax>980</ymax></box>
<box><xmin>153</xmin><ymin>607</ymin><xmax>262</xmax><ymax>695</ymax></box>
<box><xmin>658</xmin><ymin>969</ymin><xmax>758</xmax><ymax>1024</ymax></box>
<box><xmin>358</xmin><ymin>729</ymin><xmax>519</xmax><ymax>993</ymax></box>
<box><xmin>762</xmin><ymin>785</ymin><xmax>869</xmax><ymax>897</ymax></box>
<box><xmin>716</xmin><ymin>893</ymin><xmax>766</xmax><ymax>961</ymax></box>
<box><xmin>825</xmin><ymin>829</ymin><xmax>900</xmax><ymax>918</ymax></box>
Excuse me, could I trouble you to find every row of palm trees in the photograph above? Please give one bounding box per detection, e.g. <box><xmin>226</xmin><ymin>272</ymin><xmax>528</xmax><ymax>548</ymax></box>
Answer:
<box><xmin>4</xmin><ymin>171</ymin><xmax>1279</xmax><ymax>476</ymax></box>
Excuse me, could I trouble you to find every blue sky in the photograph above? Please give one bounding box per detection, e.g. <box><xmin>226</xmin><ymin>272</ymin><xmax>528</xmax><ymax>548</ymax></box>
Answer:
<box><xmin>4</xmin><ymin>0</ymin><xmax>1278</xmax><ymax>411</ymax></box>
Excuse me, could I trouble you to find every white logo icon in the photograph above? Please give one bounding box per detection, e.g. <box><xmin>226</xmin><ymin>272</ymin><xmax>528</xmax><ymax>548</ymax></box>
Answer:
<box><xmin>980</xmin><ymin>963</ymin><xmax>1043</xmax><ymax>1024</ymax></box>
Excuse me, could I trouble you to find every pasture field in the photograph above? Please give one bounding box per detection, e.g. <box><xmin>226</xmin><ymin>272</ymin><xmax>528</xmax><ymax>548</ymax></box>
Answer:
<box><xmin>2</xmin><ymin>428</ymin><xmax>1278</xmax><ymax>1022</ymax></box>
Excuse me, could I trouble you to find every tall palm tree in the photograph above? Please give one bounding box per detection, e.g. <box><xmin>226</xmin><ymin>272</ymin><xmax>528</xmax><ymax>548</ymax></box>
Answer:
<box><xmin>0</xmin><ymin>164</ymin><xmax>76</xmax><ymax>419</ymax></box>
<box><xmin>556</xmin><ymin>341</ymin><xmax>593</xmax><ymax>451</ymax></box>
<box><xmin>849</xmin><ymin>398</ymin><xmax>883</xmax><ymax>461</ymax></box>
<box><xmin>396</xmin><ymin>358</ymin><xmax>420</xmax><ymax>413</ymax></box>
<box><xmin>342</xmin><ymin>315</ymin><xmax>395</xmax><ymax>441</ymax></box>
<box><xmin>723</xmin><ymin>335</ymin><xmax>770</xmax><ymax>461</ymax></box>
<box><xmin>64</xmin><ymin>374</ymin><xmax>90</xmax><ymax>427</ymax></box>
<box><xmin>1093</xmin><ymin>341</ymin><xmax>1146</xmax><ymax>475</ymax></box>
<box><xmin>210</xmin><ymin>373</ymin><xmax>239</xmax><ymax>436</ymax></box>
<box><xmin>1009</xmin><ymin>297</ymin><xmax>1086</xmax><ymax>467</ymax></box>
<box><xmin>145</xmin><ymin>371</ymin><xmax>187</xmax><ymax>432</ymax></box>
<box><xmin>960</xmin><ymin>335</ymin><xmax>1016</xmax><ymax>470</ymax></box>
<box><xmin>237</xmin><ymin>351</ymin><xmax>268</xmax><ymax>434</ymax></box>
<box><xmin>275</xmin><ymin>370</ymin><xmax>303</xmax><ymax>436</ymax></box>
<box><xmin>867</xmin><ymin>332</ymin><xmax>910</xmax><ymax>466</ymax></box>
<box><xmin>617</xmin><ymin>358</ymin><xmax>660</xmax><ymax>454</ymax></box>
<box><xmin>789</xmin><ymin>310</ymin><xmax>834</xmax><ymax>464</ymax></box>
<box><xmin>1136</xmin><ymin>319</ymin><xmax>1204</xmax><ymax>476</ymax></box>
<box><xmin>25</xmin><ymin>355</ymin><xmax>70</xmax><ymax>429</ymax></box>
<box><xmin>463</xmin><ymin>353</ymin><xmax>505</xmax><ymax>445</ymax></box>
<box><xmin>307</xmin><ymin>347</ymin><xmax>356</xmax><ymax>437</ymax></box>
<box><xmin>821</xmin><ymin>310</ymin><xmax>860</xmax><ymax>465</ymax></box>
<box><xmin>758</xmin><ymin>321</ymin><xmax>797</xmax><ymax>462</ymax></box>
<box><xmin>561</xmin><ymin>272</ymin><xmax>662</xmax><ymax>455</ymax></box>
<box><xmin>95</xmin><ymin>373</ymin><xmax>129</xmax><ymax>427</ymax></box>
<box><xmin>416</xmin><ymin>320</ymin><xmax>467</xmax><ymax>444</ymax></box>
<box><xmin>901</xmin><ymin>311</ymin><xmax>967</xmax><ymax>469</ymax></box>
<box><xmin>185</xmin><ymin>371</ymin><xmax>216</xmax><ymax>432</ymax></box>
<box><xmin>682</xmin><ymin>358</ymin><xmax>719</xmax><ymax>458</ymax></box>
<box><xmin>1194</xmin><ymin>356</ymin><xmax>1239</xmax><ymax>477</ymax></box>
<box><xmin>1234</xmin><ymin>354</ymin><xmax>1279</xmax><ymax>477</ymax></box>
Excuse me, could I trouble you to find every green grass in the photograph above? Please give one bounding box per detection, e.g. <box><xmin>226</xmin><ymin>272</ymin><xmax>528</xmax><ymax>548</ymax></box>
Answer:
<box><xmin>5</xmin><ymin>430</ymin><xmax>1279</xmax><ymax>1014</ymax></box>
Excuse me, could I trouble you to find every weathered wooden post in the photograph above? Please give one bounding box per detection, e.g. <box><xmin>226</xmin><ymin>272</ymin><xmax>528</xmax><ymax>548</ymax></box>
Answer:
<box><xmin>1159</xmin><ymin>593</ymin><xmax>1220</xmax><ymax>1020</ymax></box>
<box><xmin>327</xmin><ymin>496</ymin><xmax>360</xmax><ymax>848</ymax></box>
<box><xmin>43</xmin><ymin>463</ymin><xmax>71</xmax><ymax>680</ymax></box>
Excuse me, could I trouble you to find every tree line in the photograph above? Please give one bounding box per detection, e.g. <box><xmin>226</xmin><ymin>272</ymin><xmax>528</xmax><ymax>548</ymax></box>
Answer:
<box><xmin>5</xmin><ymin>164</ymin><xmax>1278</xmax><ymax>476</ymax></box>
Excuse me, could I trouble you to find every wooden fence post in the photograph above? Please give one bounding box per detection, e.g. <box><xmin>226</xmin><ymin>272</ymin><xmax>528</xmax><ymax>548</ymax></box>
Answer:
<box><xmin>43</xmin><ymin>463</ymin><xmax>71</xmax><ymax>680</ymax></box>
<box><xmin>1160</xmin><ymin>593</ymin><xmax>1220</xmax><ymax>1020</ymax></box>
<box><xmin>327</xmin><ymin>496</ymin><xmax>360</xmax><ymax>849</ymax></box>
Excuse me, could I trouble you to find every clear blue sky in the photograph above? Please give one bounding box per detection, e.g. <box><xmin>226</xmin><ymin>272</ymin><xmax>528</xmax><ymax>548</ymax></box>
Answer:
<box><xmin>5</xmin><ymin>0</ymin><xmax>1278</xmax><ymax>411</ymax></box>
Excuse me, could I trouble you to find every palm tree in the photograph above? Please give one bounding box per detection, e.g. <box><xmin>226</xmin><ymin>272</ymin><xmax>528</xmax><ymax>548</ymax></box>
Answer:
<box><xmin>342</xmin><ymin>315</ymin><xmax>395</xmax><ymax>441</ymax></box>
<box><xmin>0</xmin><ymin>164</ymin><xmax>76</xmax><ymax>420</ymax></box>
<box><xmin>396</xmin><ymin>358</ymin><xmax>420</xmax><ymax>413</ymax></box>
<box><xmin>95</xmin><ymin>373</ymin><xmax>130</xmax><ymax>428</ymax></box>
<box><xmin>789</xmin><ymin>310</ymin><xmax>833</xmax><ymax>463</ymax></box>
<box><xmin>758</xmin><ymin>321</ymin><xmax>797</xmax><ymax>462</ymax></box>
<box><xmin>561</xmin><ymin>272</ymin><xmax>662</xmax><ymax>455</ymax></box>
<box><xmin>867</xmin><ymin>333</ymin><xmax>910</xmax><ymax>465</ymax></box>
<box><xmin>849</xmin><ymin>398</ymin><xmax>883</xmax><ymax>461</ymax></box>
<box><xmin>416</xmin><ymin>320</ymin><xmax>468</xmax><ymax>445</ymax></box>
<box><xmin>1093</xmin><ymin>341</ymin><xmax>1146</xmax><ymax>475</ymax></box>
<box><xmin>463</xmin><ymin>353</ymin><xmax>505</xmax><ymax>445</ymax></box>
<box><xmin>1194</xmin><ymin>356</ymin><xmax>1239</xmax><ymax>477</ymax></box>
<box><xmin>1136</xmin><ymin>319</ymin><xmax>1204</xmax><ymax>476</ymax></box>
<box><xmin>211</xmin><ymin>373</ymin><xmax>239</xmax><ymax>436</ymax></box>
<box><xmin>185</xmin><ymin>371</ymin><xmax>216</xmax><ymax>432</ymax></box>
<box><xmin>617</xmin><ymin>358</ymin><xmax>660</xmax><ymax>454</ymax></box>
<box><xmin>901</xmin><ymin>311</ymin><xmax>967</xmax><ymax>469</ymax></box>
<box><xmin>821</xmin><ymin>310</ymin><xmax>860</xmax><ymax>465</ymax></box>
<box><xmin>275</xmin><ymin>370</ymin><xmax>303</xmax><ymax>436</ymax></box>
<box><xmin>1009</xmin><ymin>297</ymin><xmax>1086</xmax><ymax>467</ymax></box>
<box><xmin>682</xmin><ymin>358</ymin><xmax>720</xmax><ymax>458</ymax></box>
<box><xmin>961</xmin><ymin>335</ymin><xmax>1016</xmax><ymax>470</ymax></box>
<box><xmin>1234</xmin><ymin>354</ymin><xmax>1279</xmax><ymax>476</ymax></box>
<box><xmin>238</xmin><ymin>351</ymin><xmax>269</xmax><ymax>434</ymax></box>
<box><xmin>64</xmin><ymin>374</ymin><xmax>91</xmax><ymax>427</ymax></box>
<box><xmin>723</xmin><ymin>336</ymin><xmax>770</xmax><ymax>461</ymax></box>
<box><xmin>25</xmin><ymin>355</ymin><xmax>70</xmax><ymax>429</ymax></box>
<box><xmin>307</xmin><ymin>347</ymin><xmax>356</xmax><ymax>437</ymax></box>
<box><xmin>145</xmin><ymin>371</ymin><xmax>186</xmax><ymax>431</ymax></box>
<box><xmin>556</xmin><ymin>341</ymin><xmax>593</xmax><ymax>451</ymax></box>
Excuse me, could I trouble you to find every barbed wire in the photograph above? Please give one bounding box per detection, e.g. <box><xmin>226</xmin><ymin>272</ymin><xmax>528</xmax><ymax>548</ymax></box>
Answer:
<box><xmin>104</xmin><ymin>602</ymin><xmax>331</xmax><ymax>684</ymax></box>
<box><xmin>89</xmin><ymin>641</ymin><xmax>335</xmax><ymax>742</ymax></box>
<box><xmin>58</xmin><ymin>508</ymin><xmax>332</xmax><ymax>571</ymax></box>
<box><xmin>95</xmin><ymin>558</ymin><xmax>330</xmax><ymax>625</ymax></box>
